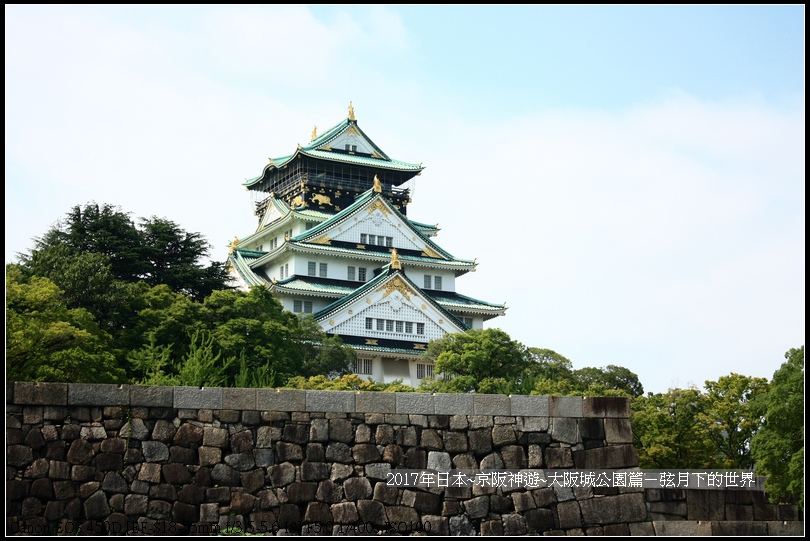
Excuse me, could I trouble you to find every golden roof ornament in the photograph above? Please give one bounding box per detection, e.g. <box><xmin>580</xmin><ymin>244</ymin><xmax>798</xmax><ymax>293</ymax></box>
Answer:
<box><xmin>391</xmin><ymin>248</ymin><xmax>402</xmax><ymax>270</ymax></box>
<box><xmin>373</xmin><ymin>175</ymin><xmax>382</xmax><ymax>193</ymax></box>
<box><xmin>311</xmin><ymin>125</ymin><xmax>317</xmax><ymax>141</ymax></box>
<box><xmin>348</xmin><ymin>101</ymin><xmax>356</xmax><ymax>121</ymax></box>
<box><xmin>229</xmin><ymin>236</ymin><xmax>239</xmax><ymax>254</ymax></box>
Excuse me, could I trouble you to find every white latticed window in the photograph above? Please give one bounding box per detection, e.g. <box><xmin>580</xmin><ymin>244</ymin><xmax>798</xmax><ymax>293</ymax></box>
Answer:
<box><xmin>319</xmin><ymin>263</ymin><xmax>328</xmax><ymax>278</ymax></box>
<box><xmin>347</xmin><ymin>266</ymin><xmax>355</xmax><ymax>281</ymax></box>
<box><xmin>358</xmin><ymin>267</ymin><xmax>367</xmax><ymax>281</ymax></box>
<box><xmin>308</xmin><ymin>261</ymin><xmax>316</xmax><ymax>276</ymax></box>
<box><xmin>434</xmin><ymin>276</ymin><xmax>442</xmax><ymax>290</ymax></box>
<box><xmin>293</xmin><ymin>300</ymin><xmax>302</xmax><ymax>313</ymax></box>
<box><xmin>355</xmin><ymin>359</ymin><xmax>372</xmax><ymax>375</ymax></box>
<box><xmin>417</xmin><ymin>363</ymin><xmax>434</xmax><ymax>380</ymax></box>
<box><xmin>304</xmin><ymin>301</ymin><xmax>312</xmax><ymax>314</ymax></box>
<box><xmin>424</xmin><ymin>275</ymin><xmax>432</xmax><ymax>289</ymax></box>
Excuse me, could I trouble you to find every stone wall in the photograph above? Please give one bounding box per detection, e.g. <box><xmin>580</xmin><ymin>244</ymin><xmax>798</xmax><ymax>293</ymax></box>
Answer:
<box><xmin>5</xmin><ymin>382</ymin><xmax>803</xmax><ymax>536</ymax></box>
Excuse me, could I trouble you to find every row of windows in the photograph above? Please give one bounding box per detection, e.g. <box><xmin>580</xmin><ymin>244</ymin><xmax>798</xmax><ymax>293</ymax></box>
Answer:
<box><xmin>355</xmin><ymin>359</ymin><xmax>372</xmax><ymax>375</ymax></box>
<box><xmin>360</xmin><ymin>234</ymin><xmax>393</xmax><ymax>247</ymax></box>
<box><xmin>293</xmin><ymin>300</ymin><xmax>313</xmax><ymax>314</ymax></box>
<box><xmin>416</xmin><ymin>363</ymin><xmax>434</xmax><ymax>380</ymax></box>
<box><xmin>365</xmin><ymin>318</ymin><xmax>425</xmax><ymax>335</ymax></box>
<box><xmin>424</xmin><ymin>274</ymin><xmax>442</xmax><ymax>290</ymax></box>
<box><xmin>347</xmin><ymin>266</ymin><xmax>367</xmax><ymax>282</ymax></box>
<box><xmin>308</xmin><ymin>261</ymin><xmax>328</xmax><ymax>278</ymax></box>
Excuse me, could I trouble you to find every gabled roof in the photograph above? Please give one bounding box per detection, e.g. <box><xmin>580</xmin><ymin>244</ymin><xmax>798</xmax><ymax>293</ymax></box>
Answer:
<box><xmin>314</xmin><ymin>264</ymin><xmax>466</xmax><ymax>332</ymax></box>
<box><xmin>292</xmin><ymin>187</ymin><xmax>471</xmax><ymax>266</ymax></box>
<box><xmin>244</xmin><ymin>112</ymin><xmax>424</xmax><ymax>189</ymax></box>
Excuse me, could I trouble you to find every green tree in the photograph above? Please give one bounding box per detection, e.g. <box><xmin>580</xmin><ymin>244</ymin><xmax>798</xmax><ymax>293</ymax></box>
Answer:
<box><xmin>631</xmin><ymin>387</ymin><xmax>714</xmax><ymax>469</ymax></box>
<box><xmin>751</xmin><ymin>346</ymin><xmax>804</xmax><ymax>510</ymax></box>
<box><xmin>6</xmin><ymin>265</ymin><xmax>126</xmax><ymax>383</ymax></box>
<box><xmin>700</xmin><ymin>373</ymin><xmax>768</xmax><ymax>469</ymax></box>
<box><xmin>422</xmin><ymin>328</ymin><xmax>527</xmax><ymax>393</ymax></box>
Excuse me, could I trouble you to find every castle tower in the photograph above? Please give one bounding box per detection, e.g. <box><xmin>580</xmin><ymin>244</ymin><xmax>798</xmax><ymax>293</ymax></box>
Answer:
<box><xmin>228</xmin><ymin>104</ymin><xmax>506</xmax><ymax>386</ymax></box>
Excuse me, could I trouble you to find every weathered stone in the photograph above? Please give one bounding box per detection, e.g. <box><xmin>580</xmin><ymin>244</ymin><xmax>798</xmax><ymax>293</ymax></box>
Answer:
<box><xmin>53</xmin><ymin>480</ymin><xmax>75</xmax><ymax>500</ymax></box>
<box><xmin>480</xmin><ymin>451</ymin><xmax>504</xmax><ymax>469</ymax></box>
<box><xmin>230</xmin><ymin>492</ymin><xmax>257</xmax><ymax>515</ymax></box>
<box><xmin>462</xmin><ymin>495</ymin><xmax>489</xmax><ymax>519</ymax></box>
<box><xmin>253</xmin><ymin>448</ymin><xmax>274</xmax><ymax>468</ymax></box>
<box><xmin>30</xmin><ymin>477</ymin><xmax>54</xmax><ymax>499</ymax></box>
<box><xmin>503</xmin><ymin>513</ymin><xmax>528</xmax><ymax>536</ymax></box>
<box><xmin>356</xmin><ymin>391</ymin><xmax>396</xmax><ymax>413</ymax></box>
<box><xmin>364</xmin><ymin>462</ymin><xmax>391</xmax><ymax>480</ymax></box>
<box><xmin>301</xmin><ymin>460</ymin><xmax>330</xmax><ymax>481</ymax></box>
<box><xmin>578</xmin><ymin>417</ymin><xmax>605</xmax><ymax>440</ymax></box>
<box><xmin>396</xmin><ymin>393</ymin><xmax>434</xmax><ymax>415</ymax></box>
<box><xmin>340</xmin><ymin>477</ymin><xmax>370</xmax><ymax>501</ymax></box>
<box><xmin>71</xmin><ymin>464</ymin><xmax>95</xmax><ymax>482</ymax></box>
<box><xmin>170</xmin><ymin>445</ymin><xmax>197</xmax><ymax>465</ymax></box>
<box><xmin>409</xmin><ymin>414</ymin><xmax>428</xmax><ymax>427</ymax></box>
<box><xmin>275</xmin><ymin>442</ymin><xmax>303</xmax><ymax>462</ymax></box>
<box><xmin>150</xmin><ymin>484</ymin><xmax>177</xmax><ymax>501</ymax></box>
<box><xmin>24</xmin><ymin>457</ymin><xmax>49</xmax><ymax>479</ymax></box>
<box><xmin>269</xmin><ymin>462</ymin><xmax>296</xmax><ymax>487</ymax></box>
<box><xmin>403</xmin><ymin>447</ymin><xmax>426</xmax><ymax>469</ymax></box>
<box><xmin>173</xmin><ymin>423</ymin><xmax>204</xmax><ymax>446</ymax></box>
<box><xmin>163</xmin><ymin>463</ymin><xmax>192</xmax><ymax>484</ymax></box>
<box><xmin>582</xmin><ymin>396</ymin><xmax>629</xmax><ymax>418</ymax></box>
<box><xmin>101</xmin><ymin>471</ymin><xmax>127</xmax><ymax>493</ymax></box>
<box><xmin>572</xmin><ymin>444</ymin><xmax>638</xmax><ymax>469</ymax></box>
<box><xmin>328</xmin><ymin>418</ymin><xmax>354</xmax><ymax>443</ymax></box>
<box><xmin>24</xmin><ymin>428</ymin><xmax>46</xmax><ymax>450</ymax></box>
<box><xmin>330</xmin><ymin>463</ymin><xmax>354</xmax><ymax>482</ymax></box>
<box><xmin>204</xmin><ymin>426</ymin><xmax>229</xmax><ymax>449</ymax></box>
<box><xmin>331</xmin><ymin>501</ymin><xmax>359</xmax><ymax>524</ymax></box>
<box><xmin>225</xmin><ymin>452</ymin><xmax>255</xmax><ymax>471</ymax></box>
<box><xmin>353</xmin><ymin>443</ymin><xmax>382</xmax><ymax>464</ymax></box>
<box><xmin>354</xmin><ymin>423</ymin><xmax>372</xmax><ymax>443</ymax></box>
<box><xmin>142</xmin><ymin>441</ymin><xmax>169</xmax><ymax>463</ymax></box>
<box><xmin>325</xmin><ymin>442</ymin><xmax>353</xmax><ymax>463</ymax></box>
<box><xmin>525</xmin><ymin>508</ymin><xmax>555</xmax><ymax>534</ymax></box>
<box><xmin>83</xmin><ymin>489</ymin><xmax>110</xmax><ymax>519</ymax></box>
<box><xmin>412</xmin><ymin>491</ymin><xmax>442</xmax><ymax>515</ymax></box>
<box><xmin>15</xmin><ymin>382</ymin><xmax>68</xmax><ymax>406</ymax></box>
<box><xmin>304</xmin><ymin>501</ymin><xmax>331</xmax><ymax>523</ymax></box>
<box><xmin>307</xmin><ymin>390</ymin><xmax>355</xmax><ymax>412</ymax></box>
<box><xmin>501</xmin><ymin>445</ymin><xmax>527</xmax><ymax>469</ymax></box>
<box><xmin>288</xmin><ymin>482</ymin><xmax>318</xmax><ymax>503</ymax></box>
<box><xmin>549</xmin><ymin>396</ymin><xmax>583</xmax><ymax>418</ymax></box>
<box><xmin>357</xmin><ymin>499</ymin><xmax>387</xmax><ymax>526</ymax></box>
<box><xmin>147</xmin><ymin>499</ymin><xmax>173</xmax><ymax>520</ymax></box>
<box><xmin>557</xmin><ymin>500</ymin><xmax>582</xmax><ymax>529</ymax></box>
<box><xmin>120</xmin><ymin>418</ymin><xmax>149</xmax><ymax>440</ymax></box>
<box><xmin>652</xmin><ymin>521</ymin><xmax>711</xmax><ymax>536</ymax></box>
<box><xmin>96</xmin><ymin>452</ymin><xmax>124</xmax><ymax>471</ymax></box>
<box><xmin>373</xmin><ymin>482</ymin><xmax>399</xmax><ymax>505</ymax></box>
<box><xmin>492</xmin><ymin>425</ymin><xmax>517</xmax><ymax>446</ymax></box>
<box><xmin>481</xmin><ymin>519</ymin><xmax>503</xmax><ymax>536</ymax></box>
<box><xmin>449</xmin><ymin>515</ymin><xmax>474</xmax><ymax>536</ymax></box>
<box><xmin>512</xmin><ymin>491</ymin><xmax>536</xmax><ymax>512</ymax></box>
<box><xmin>66</xmin><ymin>439</ymin><xmax>94</xmax><ymax>465</ymax></box>
<box><xmin>579</xmin><ymin>493</ymin><xmax>647</xmax><ymax>524</ymax></box>
<box><xmin>386</xmin><ymin>505</ymin><xmax>419</xmax><ymax>526</ymax></box>
<box><xmin>546</xmin><ymin>446</ymin><xmax>574</xmax><ymax>468</ymax></box>
<box><xmin>151</xmin><ymin>419</ymin><xmax>176</xmax><ymax>442</ymax></box>
<box><xmin>282</xmin><ymin>423</ymin><xmax>308</xmax><ymax>445</ymax></box>
<box><xmin>396</xmin><ymin>425</ymin><xmax>418</xmax><ymax>446</ymax></box>
<box><xmin>315</xmin><ymin>479</ymin><xmax>343</xmax><ymax>503</ymax></box>
<box><xmin>210</xmin><ymin>463</ymin><xmax>240</xmax><ymax>486</ymax></box>
<box><xmin>442</xmin><ymin>431</ymin><xmax>468</xmax><ymax>452</ymax></box>
<box><xmin>468</xmin><ymin>428</ymin><xmax>493</xmax><ymax>455</ymax></box>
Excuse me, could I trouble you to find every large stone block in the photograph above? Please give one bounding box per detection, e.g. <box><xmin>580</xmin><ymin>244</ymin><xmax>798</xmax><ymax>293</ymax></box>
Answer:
<box><xmin>307</xmin><ymin>390</ymin><xmax>355</xmax><ymax>413</ymax></box>
<box><xmin>572</xmin><ymin>444</ymin><xmax>638</xmax><ymax>469</ymax></box>
<box><xmin>222</xmin><ymin>388</ymin><xmax>256</xmax><ymax>410</ymax></box>
<box><xmin>511</xmin><ymin>395</ymin><xmax>549</xmax><ymax>417</ymax></box>
<box><xmin>356</xmin><ymin>392</ymin><xmax>396</xmax><ymax>413</ymax></box>
<box><xmin>473</xmin><ymin>394</ymin><xmax>510</xmax><ymax>416</ymax></box>
<box><xmin>395</xmin><ymin>393</ymin><xmax>434</xmax><ymax>415</ymax></box>
<box><xmin>604</xmin><ymin>418</ymin><xmax>633</xmax><ymax>443</ymax></box>
<box><xmin>433</xmin><ymin>393</ymin><xmax>473</xmax><ymax>415</ymax></box>
<box><xmin>256</xmin><ymin>389</ymin><xmax>305</xmax><ymax>411</ymax></box>
<box><xmin>548</xmin><ymin>396</ymin><xmax>583</xmax><ymax>418</ymax></box>
<box><xmin>174</xmin><ymin>387</ymin><xmax>222</xmax><ymax>410</ymax></box>
<box><xmin>582</xmin><ymin>396</ymin><xmax>630</xmax><ymax>418</ymax></box>
<box><xmin>14</xmin><ymin>382</ymin><xmax>68</xmax><ymax>406</ymax></box>
<box><xmin>130</xmin><ymin>386</ymin><xmax>173</xmax><ymax>407</ymax></box>
<box><xmin>579</xmin><ymin>493</ymin><xmax>648</xmax><ymax>524</ymax></box>
<box><xmin>652</xmin><ymin>521</ymin><xmax>712</xmax><ymax>536</ymax></box>
<box><xmin>67</xmin><ymin>383</ymin><xmax>128</xmax><ymax>406</ymax></box>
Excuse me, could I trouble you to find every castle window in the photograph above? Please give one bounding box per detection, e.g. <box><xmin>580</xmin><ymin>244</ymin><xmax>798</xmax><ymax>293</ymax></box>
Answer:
<box><xmin>386</xmin><ymin>320</ymin><xmax>394</xmax><ymax>332</ymax></box>
<box><xmin>360</xmin><ymin>234</ymin><xmax>367</xmax><ymax>244</ymax></box>
<box><xmin>304</xmin><ymin>301</ymin><xmax>313</xmax><ymax>314</ymax></box>
<box><xmin>376</xmin><ymin>319</ymin><xmax>385</xmax><ymax>331</ymax></box>
<box><xmin>293</xmin><ymin>300</ymin><xmax>302</xmax><ymax>313</ymax></box>
<box><xmin>416</xmin><ymin>363</ymin><xmax>434</xmax><ymax>380</ymax></box>
<box><xmin>319</xmin><ymin>263</ymin><xmax>327</xmax><ymax>278</ymax></box>
<box><xmin>386</xmin><ymin>237</ymin><xmax>393</xmax><ymax>247</ymax></box>
<box><xmin>368</xmin><ymin>234</ymin><xmax>376</xmax><ymax>245</ymax></box>
<box><xmin>424</xmin><ymin>275</ymin><xmax>432</xmax><ymax>289</ymax></box>
<box><xmin>365</xmin><ymin>318</ymin><xmax>373</xmax><ymax>330</ymax></box>
<box><xmin>404</xmin><ymin>322</ymin><xmax>413</xmax><ymax>334</ymax></box>
<box><xmin>355</xmin><ymin>359</ymin><xmax>372</xmax><ymax>375</ymax></box>
<box><xmin>358</xmin><ymin>267</ymin><xmax>367</xmax><ymax>281</ymax></box>
<box><xmin>464</xmin><ymin>317</ymin><xmax>473</xmax><ymax>328</ymax></box>
<box><xmin>308</xmin><ymin>261</ymin><xmax>316</xmax><ymax>276</ymax></box>
<box><xmin>347</xmin><ymin>266</ymin><xmax>355</xmax><ymax>281</ymax></box>
<box><xmin>416</xmin><ymin>323</ymin><xmax>425</xmax><ymax>335</ymax></box>
<box><xmin>396</xmin><ymin>321</ymin><xmax>403</xmax><ymax>332</ymax></box>
<box><xmin>434</xmin><ymin>276</ymin><xmax>442</xmax><ymax>290</ymax></box>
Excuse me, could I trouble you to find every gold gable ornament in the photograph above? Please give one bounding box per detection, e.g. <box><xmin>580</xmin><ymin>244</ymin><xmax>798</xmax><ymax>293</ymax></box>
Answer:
<box><xmin>311</xmin><ymin>125</ymin><xmax>317</xmax><ymax>141</ymax></box>
<box><xmin>373</xmin><ymin>175</ymin><xmax>382</xmax><ymax>193</ymax></box>
<box><xmin>229</xmin><ymin>237</ymin><xmax>239</xmax><ymax>254</ymax></box>
<box><xmin>390</xmin><ymin>248</ymin><xmax>402</xmax><ymax>270</ymax></box>
<box><xmin>348</xmin><ymin>102</ymin><xmax>356</xmax><ymax>121</ymax></box>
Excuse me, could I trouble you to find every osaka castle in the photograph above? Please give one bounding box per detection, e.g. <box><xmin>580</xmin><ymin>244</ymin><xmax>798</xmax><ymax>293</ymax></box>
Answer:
<box><xmin>227</xmin><ymin>104</ymin><xmax>506</xmax><ymax>386</ymax></box>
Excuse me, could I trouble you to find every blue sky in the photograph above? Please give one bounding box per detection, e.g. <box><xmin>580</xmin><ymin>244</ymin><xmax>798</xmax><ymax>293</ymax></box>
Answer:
<box><xmin>5</xmin><ymin>5</ymin><xmax>804</xmax><ymax>395</ymax></box>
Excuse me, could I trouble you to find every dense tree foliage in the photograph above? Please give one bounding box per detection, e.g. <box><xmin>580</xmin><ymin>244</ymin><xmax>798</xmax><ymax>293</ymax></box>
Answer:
<box><xmin>751</xmin><ymin>346</ymin><xmax>804</xmax><ymax>510</ymax></box>
<box><xmin>6</xmin><ymin>265</ymin><xmax>126</xmax><ymax>383</ymax></box>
